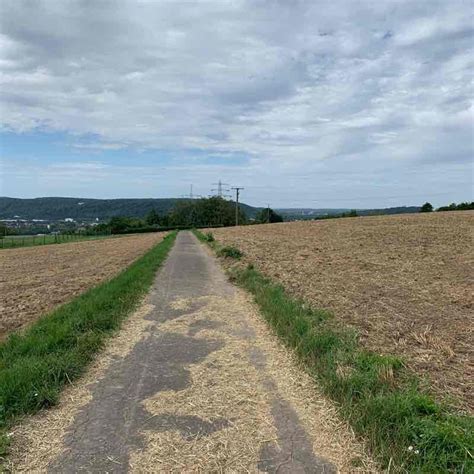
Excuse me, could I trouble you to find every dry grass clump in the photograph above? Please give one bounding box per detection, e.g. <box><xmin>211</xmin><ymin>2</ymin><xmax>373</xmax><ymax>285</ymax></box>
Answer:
<box><xmin>209</xmin><ymin>211</ymin><xmax>474</xmax><ymax>412</ymax></box>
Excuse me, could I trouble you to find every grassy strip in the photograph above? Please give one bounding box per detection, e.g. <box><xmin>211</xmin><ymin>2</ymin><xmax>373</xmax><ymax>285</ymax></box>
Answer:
<box><xmin>0</xmin><ymin>231</ymin><xmax>177</xmax><ymax>456</ymax></box>
<box><xmin>193</xmin><ymin>230</ymin><xmax>243</xmax><ymax>259</ymax></box>
<box><xmin>194</xmin><ymin>230</ymin><xmax>473</xmax><ymax>473</ymax></box>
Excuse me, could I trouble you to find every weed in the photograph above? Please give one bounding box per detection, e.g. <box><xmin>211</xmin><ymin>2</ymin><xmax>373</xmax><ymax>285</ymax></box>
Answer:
<box><xmin>218</xmin><ymin>246</ymin><xmax>243</xmax><ymax>259</ymax></box>
<box><xmin>193</xmin><ymin>229</ymin><xmax>215</xmax><ymax>246</ymax></box>
<box><xmin>204</xmin><ymin>232</ymin><xmax>215</xmax><ymax>242</ymax></box>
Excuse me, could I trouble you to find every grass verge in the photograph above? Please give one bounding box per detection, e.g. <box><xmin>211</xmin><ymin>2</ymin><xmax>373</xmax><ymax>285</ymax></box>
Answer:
<box><xmin>0</xmin><ymin>231</ymin><xmax>177</xmax><ymax>457</ymax></box>
<box><xmin>194</xmin><ymin>230</ymin><xmax>473</xmax><ymax>473</ymax></box>
<box><xmin>194</xmin><ymin>230</ymin><xmax>242</xmax><ymax>259</ymax></box>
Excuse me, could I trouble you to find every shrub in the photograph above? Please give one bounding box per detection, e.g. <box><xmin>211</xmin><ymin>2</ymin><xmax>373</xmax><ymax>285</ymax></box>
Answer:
<box><xmin>205</xmin><ymin>232</ymin><xmax>215</xmax><ymax>242</ymax></box>
<box><xmin>218</xmin><ymin>246</ymin><xmax>243</xmax><ymax>259</ymax></box>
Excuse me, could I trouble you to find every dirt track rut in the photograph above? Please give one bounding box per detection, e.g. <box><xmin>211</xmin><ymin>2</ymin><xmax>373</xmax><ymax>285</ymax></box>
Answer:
<box><xmin>10</xmin><ymin>231</ymin><xmax>375</xmax><ymax>472</ymax></box>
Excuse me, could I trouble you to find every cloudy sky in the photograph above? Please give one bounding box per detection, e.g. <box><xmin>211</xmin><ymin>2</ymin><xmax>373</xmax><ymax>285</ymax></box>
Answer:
<box><xmin>0</xmin><ymin>0</ymin><xmax>472</xmax><ymax>208</ymax></box>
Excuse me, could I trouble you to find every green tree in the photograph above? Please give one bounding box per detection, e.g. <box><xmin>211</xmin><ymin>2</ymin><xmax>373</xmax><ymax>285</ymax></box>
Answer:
<box><xmin>0</xmin><ymin>223</ymin><xmax>10</xmax><ymax>237</ymax></box>
<box><xmin>169</xmin><ymin>197</ymin><xmax>247</xmax><ymax>227</ymax></box>
<box><xmin>108</xmin><ymin>216</ymin><xmax>143</xmax><ymax>233</ymax></box>
<box><xmin>342</xmin><ymin>210</ymin><xmax>358</xmax><ymax>217</ymax></box>
<box><xmin>255</xmin><ymin>208</ymin><xmax>283</xmax><ymax>223</ymax></box>
<box><xmin>420</xmin><ymin>202</ymin><xmax>433</xmax><ymax>213</ymax></box>
<box><xmin>437</xmin><ymin>202</ymin><xmax>474</xmax><ymax>211</ymax></box>
<box><xmin>145</xmin><ymin>209</ymin><xmax>160</xmax><ymax>225</ymax></box>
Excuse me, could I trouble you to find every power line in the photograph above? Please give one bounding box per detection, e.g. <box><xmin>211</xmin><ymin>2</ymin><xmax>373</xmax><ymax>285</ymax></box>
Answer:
<box><xmin>231</xmin><ymin>187</ymin><xmax>244</xmax><ymax>226</ymax></box>
<box><xmin>211</xmin><ymin>180</ymin><xmax>231</xmax><ymax>199</ymax></box>
<box><xmin>181</xmin><ymin>184</ymin><xmax>202</xmax><ymax>199</ymax></box>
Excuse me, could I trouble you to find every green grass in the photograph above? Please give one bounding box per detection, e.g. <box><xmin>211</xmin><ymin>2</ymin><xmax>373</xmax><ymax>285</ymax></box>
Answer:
<box><xmin>193</xmin><ymin>229</ymin><xmax>216</xmax><ymax>244</ymax></box>
<box><xmin>0</xmin><ymin>231</ymin><xmax>177</xmax><ymax>457</ymax></box>
<box><xmin>217</xmin><ymin>246</ymin><xmax>243</xmax><ymax>259</ymax></box>
<box><xmin>193</xmin><ymin>230</ymin><xmax>473</xmax><ymax>473</ymax></box>
<box><xmin>0</xmin><ymin>233</ymin><xmax>116</xmax><ymax>250</ymax></box>
<box><xmin>203</xmin><ymin>231</ymin><xmax>215</xmax><ymax>242</ymax></box>
<box><xmin>192</xmin><ymin>230</ymin><xmax>242</xmax><ymax>259</ymax></box>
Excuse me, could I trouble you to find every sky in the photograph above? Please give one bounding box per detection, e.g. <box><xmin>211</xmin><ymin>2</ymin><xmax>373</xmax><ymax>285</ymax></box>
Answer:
<box><xmin>0</xmin><ymin>0</ymin><xmax>472</xmax><ymax>209</ymax></box>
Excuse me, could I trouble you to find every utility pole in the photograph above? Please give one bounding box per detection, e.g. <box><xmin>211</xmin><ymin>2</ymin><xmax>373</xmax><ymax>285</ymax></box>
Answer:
<box><xmin>232</xmin><ymin>187</ymin><xmax>244</xmax><ymax>226</ymax></box>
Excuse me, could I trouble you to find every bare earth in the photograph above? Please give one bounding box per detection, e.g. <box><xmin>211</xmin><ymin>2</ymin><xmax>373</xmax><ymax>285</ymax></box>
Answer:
<box><xmin>210</xmin><ymin>211</ymin><xmax>474</xmax><ymax>412</ymax></box>
<box><xmin>0</xmin><ymin>233</ymin><xmax>165</xmax><ymax>340</ymax></box>
<box><xmin>8</xmin><ymin>232</ymin><xmax>377</xmax><ymax>472</ymax></box>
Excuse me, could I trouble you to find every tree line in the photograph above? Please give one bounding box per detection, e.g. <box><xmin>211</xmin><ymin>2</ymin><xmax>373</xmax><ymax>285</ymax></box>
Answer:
<box><xmin>95</xmin><ymin>197</ymin><xmax>284</xmax><ymax>234</ymax></box>
<box><xmin>420</xmin><ymin>201</ymin><xmax>474</xmax><ymax>213</ymax></box>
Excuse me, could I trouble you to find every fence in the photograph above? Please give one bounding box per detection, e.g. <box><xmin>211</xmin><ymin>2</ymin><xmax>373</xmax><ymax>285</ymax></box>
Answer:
<box><xmin>1</xmin><ymin>225</ymin><xmax>225</xmax><ymax>249</ymax></box>
<box><xmin>0</xmin><ymin>233</ymin><xmax>112</xmax><ymax>250</ymax></box>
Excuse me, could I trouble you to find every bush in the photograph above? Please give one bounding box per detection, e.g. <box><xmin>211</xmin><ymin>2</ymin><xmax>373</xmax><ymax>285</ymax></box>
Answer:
<box><xmin>204</xmin><ymin>232</ymin><xmax>215</xmax><ymax>242</ymax></box>
<box><xmin>218</xmin><ymin>246</ymin><xmax>243</xmax><ymax>259</ymax></box>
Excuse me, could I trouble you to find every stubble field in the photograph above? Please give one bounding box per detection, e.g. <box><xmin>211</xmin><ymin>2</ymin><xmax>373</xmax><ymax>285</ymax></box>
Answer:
<box><xmin>210</xmin><ymin>211</ymin><xmax>474</xmax><ymax>412</ymax></box>
<box><xmin>0</xmin><ymin>233</ymin><xmax>166</xmax><ymax>340</ymax></box>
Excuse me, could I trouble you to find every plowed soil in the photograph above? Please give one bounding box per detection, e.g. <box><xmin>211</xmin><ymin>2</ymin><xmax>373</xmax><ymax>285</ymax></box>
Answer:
<box><xmin>210</xmin><ymin>211</ymin><xmax>474</xmax><ymax>412</ymax></box>
<box><xmin>0</xmin><ymin>233</ymin><xmax>166</xmax><ymax>340</ymax></box>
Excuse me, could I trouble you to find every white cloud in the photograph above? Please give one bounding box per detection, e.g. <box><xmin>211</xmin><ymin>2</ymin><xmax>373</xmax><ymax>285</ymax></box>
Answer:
<box><xmin>0</xmin><ymin>0</ymin><xmax>472</xmax><ymax>206</ymax></box>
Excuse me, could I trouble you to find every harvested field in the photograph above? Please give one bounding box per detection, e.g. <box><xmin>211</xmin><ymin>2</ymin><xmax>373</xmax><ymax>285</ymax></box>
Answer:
<box><xmin>0</xmin><ymin>233</ymin><xmax>166</xmax><ymax>340</ymax></box>
<box><xmin>210</xmin><ymin>211</ymin><xmax>474</xmax><ymax>412</ymax></box>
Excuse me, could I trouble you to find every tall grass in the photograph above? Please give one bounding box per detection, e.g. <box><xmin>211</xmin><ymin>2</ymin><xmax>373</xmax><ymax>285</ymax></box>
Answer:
<box><xmin>193</xmin><ymin>230</ymin><xmax>473</xmax><ymax>472</ymax></box>
<box><xmin>0</xmin><ymin>232</ymin><xmax>176</xmax><ymax>456</ymax></box>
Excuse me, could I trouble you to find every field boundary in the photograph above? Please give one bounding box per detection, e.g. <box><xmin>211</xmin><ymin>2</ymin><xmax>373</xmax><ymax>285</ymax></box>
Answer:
<box><xmin>194</xmin><ymin>229</ymin><xmax>473</xmax><ymax>473</ymax></box>
<box><xmin>0</xmin><ymin>231</ymin><xmax>177</xmax><ymax>458</ymax></box>
<box><xmin>0</xmin><ymin>232</ymin><xmax>118</xmax><ymax>250</ymax></box>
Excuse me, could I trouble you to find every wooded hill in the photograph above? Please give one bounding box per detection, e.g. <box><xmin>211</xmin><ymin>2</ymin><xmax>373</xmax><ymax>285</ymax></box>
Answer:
<box><xmin>0</xmin><ymin>197</ymin><xmax>260</xmax><ymax>220</ymax></box>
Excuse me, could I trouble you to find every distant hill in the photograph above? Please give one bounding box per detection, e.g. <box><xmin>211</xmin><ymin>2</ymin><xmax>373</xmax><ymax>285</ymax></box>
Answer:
<box><xmin>276</xmin><ymin>208</ymin><xmax>351</xmax><ymax>217</ymax></box>
<box><xmin>276</xmin><ymin>206</ymin><xmax>421</xmax><ymax>219</ymax></box>
<box><xmin>358</xmin><ymin>206</ymin><xmax>421</xmax><ymax>216</ymax></box>
<box><xmin>0</xmin><ymin>197</ymin><xmax>421</xmax><ymax>222</ymax></box>
<box><xmin>0</xmin><ymin>197</ymin><xmax>260</xmax><ymax>220</ymax></box>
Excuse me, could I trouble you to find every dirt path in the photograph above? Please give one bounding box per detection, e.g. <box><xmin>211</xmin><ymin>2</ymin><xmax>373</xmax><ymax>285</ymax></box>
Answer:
<box><xmin>9</xmin><ymin>232</ymin><xmax>376</xmax><ymax>473</ymax></box>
